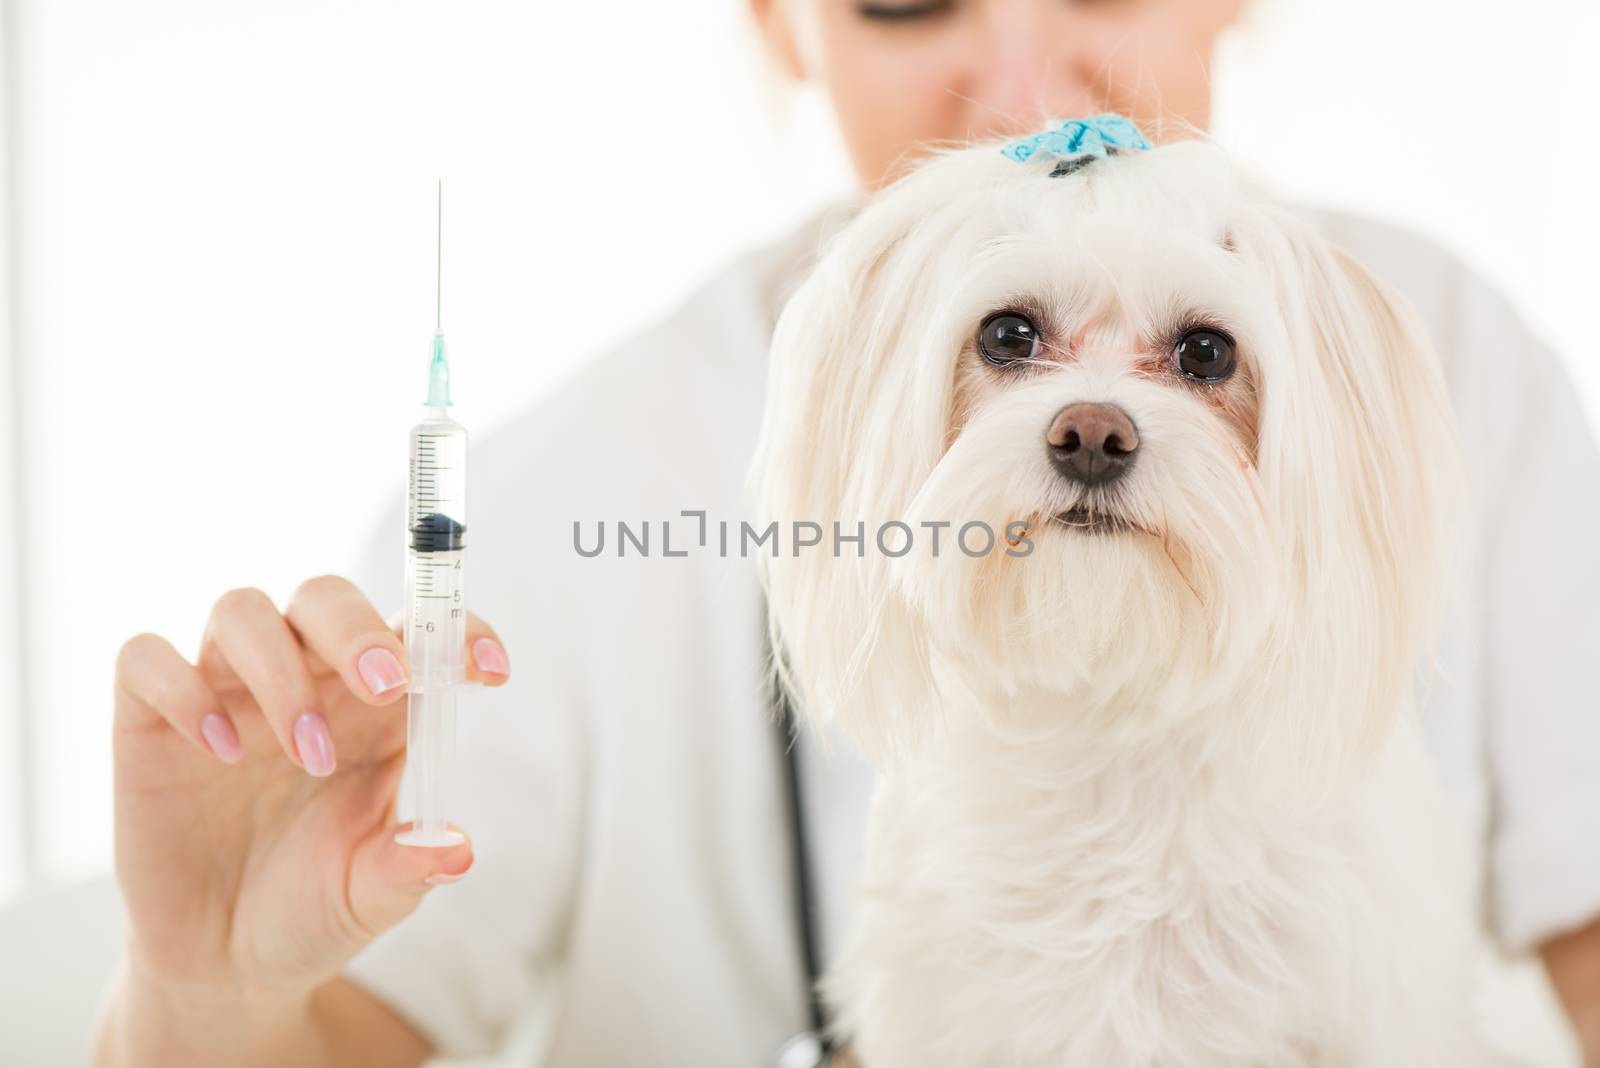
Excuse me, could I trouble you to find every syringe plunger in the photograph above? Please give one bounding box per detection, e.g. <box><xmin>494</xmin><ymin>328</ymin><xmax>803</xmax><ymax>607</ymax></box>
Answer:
<box><xmin>395</xmin><ymin>691</ymin><xmax>462</xmax><ymax>847</ymax></box>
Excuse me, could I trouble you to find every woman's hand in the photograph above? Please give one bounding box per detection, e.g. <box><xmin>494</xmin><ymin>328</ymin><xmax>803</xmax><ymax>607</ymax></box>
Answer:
<box><xmin>1543</xmin><ymin>918</ymin><xmax>1600</xmax><ymax>1067</ymax></box>
<box><xmin>102</xmin><ymin>575</ymin><xmax>510</xmax><ymax>1063</ymax></box>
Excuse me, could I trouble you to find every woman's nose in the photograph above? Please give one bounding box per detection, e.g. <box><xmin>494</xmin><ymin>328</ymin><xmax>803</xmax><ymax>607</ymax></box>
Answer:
<box><xmin>962</xmin><ymin>2</ymin><xmax>1102</xmax><ymax>137</ymax></box>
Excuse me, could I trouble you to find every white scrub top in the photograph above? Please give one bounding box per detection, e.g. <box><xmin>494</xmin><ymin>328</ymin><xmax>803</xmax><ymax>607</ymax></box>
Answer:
<box><xmin>345</xmin><ymin>199</ymin><xmax>1600</xmax><ymax>1066</ymax></box>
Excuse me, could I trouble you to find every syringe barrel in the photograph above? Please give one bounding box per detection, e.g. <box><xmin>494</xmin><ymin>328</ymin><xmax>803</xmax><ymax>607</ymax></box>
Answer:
<box><xmin>398</xmin><ymin>409</ymin><xmax>468</xmax><ymax>848</ymax></box>
<box><xmin>405</xmin><ymin>411</ymin><xmax>467</xmax><ymax>690</ymax></box>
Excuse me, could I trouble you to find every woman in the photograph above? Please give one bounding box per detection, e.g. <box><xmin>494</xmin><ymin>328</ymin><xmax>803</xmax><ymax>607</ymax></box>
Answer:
<box><xmin>96</xmin><ymin>2</ymin><xmax>1600</xmax><ymax>1065</ymax></box>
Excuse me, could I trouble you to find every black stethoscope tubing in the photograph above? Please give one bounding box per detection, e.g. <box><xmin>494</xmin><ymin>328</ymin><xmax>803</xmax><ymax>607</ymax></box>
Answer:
<box><xmin>772</xmin><ymin>651</ymin><xmax>834</xmax><ymax>1061</ymax></box>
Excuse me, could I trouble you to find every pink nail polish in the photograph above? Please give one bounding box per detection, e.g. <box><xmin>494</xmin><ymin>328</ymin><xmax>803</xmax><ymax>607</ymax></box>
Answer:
<box><xmin>200</xmin><ymin>713</ymin><xmax>243</xmax><ymax>764</ymax></box>
<box><xmin>424</xmin><ymin>871</ymin><xmax>468</xmax><ymax>886</ymax></box>
<box><xmin>292</xmin><ymin>712</ymin><xmax>337</xmax><ymax>776</ymax></box>
<box><xmin>472</xmin><ymin>638</ymin><xmax>510</xmax><ymax>677</ymax></box>
<box><xmin>357</xmin><ymin>647</ymin><xmax>407</xmax><ymax>696</ymax></box>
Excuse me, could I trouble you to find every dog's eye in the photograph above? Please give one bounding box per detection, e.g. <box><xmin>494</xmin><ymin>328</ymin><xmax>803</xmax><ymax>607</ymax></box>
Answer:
<box><xmin>978</xmin><ymin>313</ymin><xmax>1039</xmax><ymax>367</ymax></box>
<box><xmin>1174</xmin><ymin>328</ymin><xmax>1236</xmax><ymax>381</ymax></box>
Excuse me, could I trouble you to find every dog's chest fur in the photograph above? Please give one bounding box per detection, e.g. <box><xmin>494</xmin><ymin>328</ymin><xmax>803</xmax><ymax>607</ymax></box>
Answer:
<box><xmin>826</xmin><ymin>709</ymin><xmax>1479</xmax><ymax>1068</ymax></box>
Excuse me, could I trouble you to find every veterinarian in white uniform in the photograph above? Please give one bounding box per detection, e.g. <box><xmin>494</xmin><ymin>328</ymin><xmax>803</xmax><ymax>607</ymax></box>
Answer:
<box><xmin>96</xmin><ymin>3</ymin><xmax>1600</xmax><ymax>1066</ymax></box>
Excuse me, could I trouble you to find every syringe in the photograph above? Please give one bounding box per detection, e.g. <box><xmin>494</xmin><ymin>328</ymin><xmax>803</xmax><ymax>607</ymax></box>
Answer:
<box><xmin>396</xmin><ymin>181</ymin><xmax>469</xmax><ymax>848</ymax></box>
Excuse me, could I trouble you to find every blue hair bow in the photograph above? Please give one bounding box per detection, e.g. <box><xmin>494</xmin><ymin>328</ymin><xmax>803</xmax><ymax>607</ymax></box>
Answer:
<box><xmin>1000</xmin><ymin>114</ymin><xmax>1153</xmax><ymax>173</ymax></box>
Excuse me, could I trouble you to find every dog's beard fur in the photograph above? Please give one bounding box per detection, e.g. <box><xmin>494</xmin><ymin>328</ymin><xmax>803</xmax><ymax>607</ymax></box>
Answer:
<box><xmin>892</xmin><ymin>363</ymin><xmax>1269</xmax><ymax>728</ymax></box>
<box><xmin>753</xmin><ymin>139</ymin><xmax>1480</xmax><ymax>1064</ymax></box>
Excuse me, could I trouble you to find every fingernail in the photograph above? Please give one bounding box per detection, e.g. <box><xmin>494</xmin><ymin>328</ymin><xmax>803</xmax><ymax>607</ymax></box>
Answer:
<box><xmin>292</xmin><ymin>712</ymin><xmax>337</xmax><ymax>776</ymax></box>
<box><xmin>424</xmin><ymin>870</ymin><xmax>468</xmax><ymax>886</ymax></box>
<box><xmin>472</xmin><ymin>638</ymin><xmax>510</xmax><ymax>677</ymax></box>
<box><xmin>357</xmin><ymin>647</ymin><xmax>407</xmax><ymax>696</ymax></box>
<box><xmin>200</xmin><ymin>713</ymin><xmax>243</xmax><ymax>764</ymax></box>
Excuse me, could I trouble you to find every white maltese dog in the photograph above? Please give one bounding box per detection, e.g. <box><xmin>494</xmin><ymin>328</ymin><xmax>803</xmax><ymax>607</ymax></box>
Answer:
<box><xmin>753</xmin><ymin>131</ymin><xmax>1492</xmax><ymax>1066</ymax></box>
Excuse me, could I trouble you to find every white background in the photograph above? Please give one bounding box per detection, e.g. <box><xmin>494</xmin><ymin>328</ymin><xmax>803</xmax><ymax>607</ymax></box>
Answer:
<box><xmin>0</xmin><ymin>0</ymin><xmax>1595</xmax><ymax>899</ymax></box>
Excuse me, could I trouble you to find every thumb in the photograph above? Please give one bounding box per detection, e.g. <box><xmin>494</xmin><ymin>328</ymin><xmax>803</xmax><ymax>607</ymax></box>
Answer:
<box><xmin>347</xmin><ymin>824</ymin><xmax>475</xmax><ymax>937</ymax></box>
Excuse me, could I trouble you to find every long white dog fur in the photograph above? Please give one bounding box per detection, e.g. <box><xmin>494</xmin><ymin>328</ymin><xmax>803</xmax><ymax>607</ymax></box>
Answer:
<box><xmin>752</xmin><ymin>137</ymin><xmax>1493</xmax><ymax>1065</ymax></box>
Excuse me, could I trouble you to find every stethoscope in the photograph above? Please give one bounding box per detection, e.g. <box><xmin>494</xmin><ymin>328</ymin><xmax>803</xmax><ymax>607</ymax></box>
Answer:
<box><xmin>770</xmin><ymin>654</ymin><xmax>835</xmax><ymax>1068</ymax></box>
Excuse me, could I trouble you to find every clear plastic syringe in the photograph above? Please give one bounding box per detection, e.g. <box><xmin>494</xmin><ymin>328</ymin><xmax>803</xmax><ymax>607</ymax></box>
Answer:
<box><xmin>396</xmin><ymin>182</ymin><xmax>469</xmax><ymax>848</ymax></box>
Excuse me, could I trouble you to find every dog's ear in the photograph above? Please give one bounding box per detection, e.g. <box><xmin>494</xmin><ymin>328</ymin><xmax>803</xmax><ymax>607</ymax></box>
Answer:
<box><xmin>1235</xmin><ymin>208</ymin><xmax>1459</xmax><ymax>762</ymax></box>
<box><xmin>751</xmin><ymin>162</ymin><xmax>974</xmax><ymax>756</ymax></box>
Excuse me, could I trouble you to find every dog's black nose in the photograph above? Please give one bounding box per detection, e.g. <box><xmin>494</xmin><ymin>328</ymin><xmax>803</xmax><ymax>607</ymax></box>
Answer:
<box><xmin>1046</xmin><ymin>403</ymin><xmax>1139</xmax><ymax>486</ymax></box>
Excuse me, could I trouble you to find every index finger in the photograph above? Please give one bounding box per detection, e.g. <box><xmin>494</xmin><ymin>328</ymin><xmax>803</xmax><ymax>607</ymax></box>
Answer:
<box><xmin>285</xmin><ymin>575</ymin><xmax>411</xmax><ymax>706</ymax></box>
